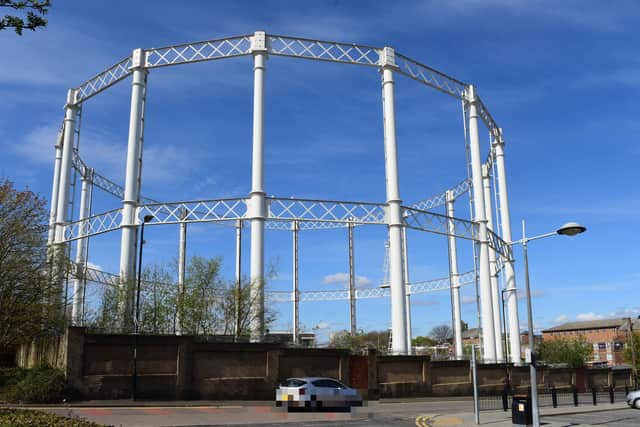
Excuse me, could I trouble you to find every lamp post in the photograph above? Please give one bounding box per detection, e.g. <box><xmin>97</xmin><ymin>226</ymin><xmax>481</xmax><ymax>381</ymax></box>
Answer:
<box><xmin>132</xmin><ymin>214</ymin><xmax>154</xmax><ymax>400</ymax></box>
<box><xmin>514</xmin><ymin>220</ymin><xmax>586</xmax><ymax>427</ymax></box>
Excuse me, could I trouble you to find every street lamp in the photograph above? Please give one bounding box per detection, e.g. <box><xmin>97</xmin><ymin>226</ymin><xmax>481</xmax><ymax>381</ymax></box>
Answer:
<box><xmin>132</xmin><ymin>214</ymin><xmax>154</xmax><ymax>400</ymax></box>
<box><xmin>514</xmin><ymin>220</ymin><xmax>586</xmax><ymax>427</ymax></box>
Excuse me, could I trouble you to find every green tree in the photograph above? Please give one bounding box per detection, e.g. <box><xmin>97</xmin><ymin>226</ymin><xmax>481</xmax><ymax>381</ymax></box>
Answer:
<box><xmin>429</xmin><ymin>324</ymin><xmax>453</xmax><ymax>344</ymax></box>
<box><xmin>0</xmin><ymin>1</ymin><xmax>50</xmax><ymax>35</ymax></box>
<box><xmin>0</xmin><ymin>180</ymin><xmax>63</xmax><ymax>348</ymax></box>
<box><xmin>538</xmin><ymin>337</ymin><xmax>593</xmax><ymax>368</ymax></box>
<box><xmin>623</xmin><ymin>332</ymin><xmax>639</xmax><ymax>381</ymax></box>
<box><xmin>412</xmin><ymin>335</ymin><xmax>437</xmax><ymax>347</ymax></box>
<box><xmin>329</xmin><ymin>330</ymin><xmax>390</xmax><ymax>353</ymax></box>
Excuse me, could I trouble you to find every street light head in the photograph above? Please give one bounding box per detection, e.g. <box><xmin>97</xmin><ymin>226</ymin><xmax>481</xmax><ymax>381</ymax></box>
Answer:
<box><xmin>556</xmin><ymin>222</ymin><xmax>586</xmax><ymax>237</ymax></box>
<box><xmin>143</xmin><ymin>214</ymin><xmax>154</xmax><ymax>223</ymax></box>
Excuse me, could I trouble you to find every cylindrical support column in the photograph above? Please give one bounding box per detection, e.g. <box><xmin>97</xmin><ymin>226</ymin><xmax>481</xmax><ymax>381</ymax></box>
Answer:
<box><xmin>176</xmin><ymin>208</ymin><xmax>187</xmax><ymax>335</ymax></box>
<box><xmin>292</xmin><ymin>221</ymin><xmax>300</xmax><ymax>344</ymax></box>
<box><xmin>483</xmin><ymin>163</ymin><xmax>504</xmax><ymax>362</ymax></box>
<box><xmin>446</xmin><ymin>190</ymin><xmax>463</xmax><ymax>359</ymax></box>
<box><xmin>467</xmin><ymin>85</ymin><xmax>496</xmax><ymax>363</ymax></box>
<box><xmin>402</xmin><ymin>225</ymin><xmax>412</xmax><ymax>355</ymax></box>
<box><xmin>494</xmin><ymin>133</ymin><xmax>522</xmax><ymax>363</ymax></box>
<box><xmin>348</xmin><ymin>219</ymin><xmax>356</xmax><ymax>336</ymax></box>
<box><xmin>234</xmin><ymin>219</ymin><xmax>242</xmax><ymax>339</ymax></box>
<box><xmin>380</xmin><ymin>48</ymin><xmax>408</xmax><ymax>355</ymax></box>
<box><xmin>119</xmin><ymin>48</ymin><xmax>148</xmax><ymax>325</ymax></box>
<box><xmin>71</xmin><ymin>168</ymin><xmax>92</xmax><ymax>326</ymax></box>
<box><xmin>54</xmin><ymin>90</ymin><xmax>78</xmax><ymax>246</ymax></box>
<box><xmin>47</xmin><ymin>129</ymin><xmax>64</xmax><ymax>249</ymax></box>
<box><xmin>249</xmin><ymin>32</ymin><xmax>267</xmax><ymax>342</ymax></box>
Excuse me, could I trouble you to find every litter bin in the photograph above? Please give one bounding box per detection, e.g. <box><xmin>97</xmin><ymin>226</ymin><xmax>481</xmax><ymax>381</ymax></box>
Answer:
<box><xmin>512</xmin><ymin>394</ymin><xmax>532</xmax><ymax>426</ymax></box>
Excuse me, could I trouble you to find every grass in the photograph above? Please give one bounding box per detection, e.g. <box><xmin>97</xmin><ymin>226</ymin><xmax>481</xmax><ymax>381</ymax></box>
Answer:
<box><xmin>0</xmin><ymin>408</ymin><xmax>106</xmax><ymax>427</ymax></box>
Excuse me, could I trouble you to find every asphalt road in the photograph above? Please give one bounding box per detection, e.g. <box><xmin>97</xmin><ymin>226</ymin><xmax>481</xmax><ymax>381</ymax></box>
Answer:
<box><xmin>544</xmin><ymin>409</ymin><xmax>640</xmax><ymax>426</ymax></box>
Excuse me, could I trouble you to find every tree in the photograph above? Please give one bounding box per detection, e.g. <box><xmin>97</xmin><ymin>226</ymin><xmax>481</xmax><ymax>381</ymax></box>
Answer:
<box><xmin>429</xmin><ymin>324</ymin><xmax>453</xmax><ymax>344</ymax></box>
<box><xmin>412</xmin><ymin>335</ymin><xmax>437</xmax><ymax>347</ymax></box>
<box><xmin>0</xmin><ymin>180</ymin><xmax>63</xmax><ymax>349</ymax></box>
<box><xmin>537</xmin><ymin>337</ymin><xmax>593</xmax><ymax>368</ymax></box>
<box><xmin>329</xmin><ymin>330</ymin><xmax>390</xmax><ymax>353</ymax></box>
<box><xmin>623</xmin><ymin>332</ymin><xmax>639</xmax><ymax>383</ymax></box>
<box><xmin>0</xmin><ymin>1</ymin><xmax>50</xmax><ymax>35</ymax></box>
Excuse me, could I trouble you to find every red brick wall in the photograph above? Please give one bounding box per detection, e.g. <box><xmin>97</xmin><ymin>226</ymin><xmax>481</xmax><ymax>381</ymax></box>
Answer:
<box><xmin>542</xmin><ymin>328</ymin><xmax>627</xmax><ymax>366</ymax></box>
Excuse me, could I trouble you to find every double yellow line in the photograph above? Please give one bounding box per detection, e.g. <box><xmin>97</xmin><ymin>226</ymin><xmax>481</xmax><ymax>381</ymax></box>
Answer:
<box><xmin>415</xmin><ymin>415</ymin><xmax>432</xmax><ymax>427</ymax></box>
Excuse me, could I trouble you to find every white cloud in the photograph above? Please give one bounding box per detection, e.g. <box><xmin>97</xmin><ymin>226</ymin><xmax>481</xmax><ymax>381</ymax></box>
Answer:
<box><xmin>517</xmin><ymin>289</ymin><xmax>544</xmax><ymax>300</ymax></box>
<box><xmin>576</xmin><ymin>312</ymin><xmax>605</xmax><ymax>321</ymax></box>
<box><xmin>554</xmin><ymin>314</ymin><xmax>568</xmax><ymax>323</ymax></box>
<box><xmin>462</xmin><ymin>295</ymin><xmax>476</xmax><ymax>305</ymax></box>
<box><xmin>322</xmin><ymin>272</ymin><xmax>372</xmax><ymax>288</ymax></box>
<box><xmin>315</xmin><ymin>322</ymin><xmax>331</xmax><ymax>330</ymax></box>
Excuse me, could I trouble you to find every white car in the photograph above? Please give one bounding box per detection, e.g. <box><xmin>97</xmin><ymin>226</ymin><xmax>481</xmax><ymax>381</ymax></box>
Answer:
<box><xmin>275</xmin><ymin>377</ymin><xmax>362</xmax><ymax>410</ymax></box>
<box><xmin>627</xmin><ymin>390</ymin><xmax>640</xmax><ymax>409</ymax></box>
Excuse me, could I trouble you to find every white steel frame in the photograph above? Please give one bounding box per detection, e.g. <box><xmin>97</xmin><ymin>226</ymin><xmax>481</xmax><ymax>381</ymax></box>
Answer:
<box><xmin>49</xmin><ymin>31</ymin><xmax>521</xmax><ymax>359</ymax></box>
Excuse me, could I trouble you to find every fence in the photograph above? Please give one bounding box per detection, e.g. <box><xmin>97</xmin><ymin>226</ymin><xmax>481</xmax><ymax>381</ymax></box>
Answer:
<box><xmin>479</xmin><ymin>385</ymin><xmax>632</xmax><ymax>411</ymax></box>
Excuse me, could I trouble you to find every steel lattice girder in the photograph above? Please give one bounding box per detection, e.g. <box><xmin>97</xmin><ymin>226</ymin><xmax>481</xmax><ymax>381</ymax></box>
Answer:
<box><xmin>267</xmin><ymin>34</ymin><xmax>380</xmax><ymax>65</ymax></box>
<box><xmin>394</xmin><ymin>53</ymin><xmax>467</xmax><ymax>99</ymax></box>
<box><xmin>267</xmin><ymin>197</ymin><xmax>386</xmax><ymax>225</ymax></box>
<box><xmin>411</xmin><ymin>178</ymin><xmax>470</xmax><ymax>211</ymax></box>
<box><xmin>138</xmin><ymin>198</ymin><xmax>247</xmax><ymax>225</ymax></box>
<box><xmin>146</xmin><ymin>35</ymin><xmax>253</xmax><ymax>68</ymax></box>
<box><xmin>75</xmin><ymin>56</ymin><xmax>133</xmax><ymax>104</ymax></box>
<box><xmin>64</xmin><ymin>208</ymin><xmax>122</xmax><ymax>242</ymax></box>
<box><xmin>487</xmin><ymin>228</ymin><xmax>513</xmax><ymax>261</ymax></box>
<box><xmin>403</xmin><ymin>206</ymin><xmax>477</xmax><ymax>241</ymax></box>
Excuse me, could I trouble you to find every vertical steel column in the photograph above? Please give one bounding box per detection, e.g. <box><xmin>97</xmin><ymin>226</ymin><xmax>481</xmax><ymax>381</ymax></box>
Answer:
<box><xmin>380</xmin><ymin>47</ymin><xmax>408</xmax><ymax>355</ymax></box>
<box><xmin>54</xmin><ymin>90</ymin><xmax>78</xmax><ymax>246</ymax></box>
<box><xmin>446</xmin><ymin>190</ymin><xmax>463</xmax><ymax>359</ymax></box>
<box><xmin>483</xmin><ymin>163</ymin><xmax>504</xmax><ymax>362</ymax></box>
<box><xmin>348</xmin><ymin>219</ymin><xmax>356</xmax><ymax>336</ymax></box>
<box><xmin>176</xmin><ymin>208</ymin><xmax>187</xmax><ymax>335</ymax></box>
<box><xmin>249</xmin><ymin>31</ymin><xmax>267</xmax><ymax>342</ymax></box>
<box><xmin>494</xmin><ymin>131</ymin><xmax>522</xmax><ymax>363</ymax></box>
<box><xmin>234</xmin><ymin>219</ymin><xmax>242</xmax><ymax>339</ymax></box>
<box><xmin>292</xmin><ymin>220</ymin><xmax>299</xmax><ymax>344</ymax></box>
<box><xmin>466</xmin><ymin>85</ymin><xmax>496</xmax><ymax>363</ymax></box>
<box><xmin>71</xmin><ymin>167</ymin><xmax>92</xmax><ymax>325</ymax></box>
<box><xmin>402</xmin><ymin>226</ymin><xmax>412</xmax><ymax>355</ymax></box>
<box><xmin>119</xmin><ymin>48</ymin><xmax>148</xmax><ymax>325</ymax></box>
<box><xmin>47</xmin><ymin>129</ymin><xmax>64</xmax><ymax>249</ymax></box>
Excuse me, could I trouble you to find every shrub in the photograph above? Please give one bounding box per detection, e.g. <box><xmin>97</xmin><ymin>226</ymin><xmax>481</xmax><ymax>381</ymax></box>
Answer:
<box><xmin>6</xmin><ymin>364</ymin><xmax>67</xmax><ymax>403</ymax></box>
<box><xmin>0</xmin><ymin>367</ymin><xmax>27</xmax><ymax>388</ymax></box>
<box><xmin>0</xmin><ymin>408</ymin><xmax>104</xmax><ymax>426</ymax></box>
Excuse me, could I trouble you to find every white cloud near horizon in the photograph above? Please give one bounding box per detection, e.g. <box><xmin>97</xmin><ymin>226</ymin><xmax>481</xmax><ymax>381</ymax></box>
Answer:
<box><xmin>322</xmin><ymin>272</ymin><xmax>372</xmax><ymax>288</ymax></box>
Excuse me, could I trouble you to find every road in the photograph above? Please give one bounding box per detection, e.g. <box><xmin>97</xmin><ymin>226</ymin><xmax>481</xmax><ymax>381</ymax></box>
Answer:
<box><xmin>20</xmin><ymin>398</ymin><xmax>640</xmax><ymax>426</ymax></box>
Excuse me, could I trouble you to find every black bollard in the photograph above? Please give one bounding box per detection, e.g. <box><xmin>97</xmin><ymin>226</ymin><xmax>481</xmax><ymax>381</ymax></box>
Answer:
<box><xmin>551</xmin><ymin>387</ymin><xmax>558</xmax><ymax>408</ymax></box>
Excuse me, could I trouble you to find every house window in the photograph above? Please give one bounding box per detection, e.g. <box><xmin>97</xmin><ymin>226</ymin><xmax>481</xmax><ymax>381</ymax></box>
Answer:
<box><xmin>598</xmin><ymin>343</ymin><xmax>606</xmax><ymax>350</ymax></box>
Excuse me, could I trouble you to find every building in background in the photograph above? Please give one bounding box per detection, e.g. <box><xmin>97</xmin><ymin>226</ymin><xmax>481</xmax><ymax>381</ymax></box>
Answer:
<box><xmin>542</xmin><ymin>318</ymin><xmax>640</xmax><ymax>367</ymax></box>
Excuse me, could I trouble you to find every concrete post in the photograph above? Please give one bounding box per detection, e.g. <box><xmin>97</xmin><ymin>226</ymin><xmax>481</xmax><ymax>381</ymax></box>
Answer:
<box><xmin>467</xmin><ymin>85</ymin><xmax>496</xmax><ymax>363</ymax></box>
<box><xmin>249</xmin><ymin>32</ymin><xmax>267</xmax><ymax>342</ymax></box>
<box><xmin>380</xmin><ymin>47</ymin><xmax>408</xmax><ymax>355</ymax></box>
<box><xmin>494</xmin><ymin>132</ymin><xmax>522</xmax><ymax>364</ymax></box>
<box><xmin>483</xmin><ymin>163</ymin><xmax>504</xmax><ymax>362</ymax></box>
<box><xmin>71</xmin><ymin>168</ymin><xmax>92</xmax><ymax>326</ymax></box>
<box><xmin>446</xmin><ymin>190</ymin><xmax>463</xmax><ymax>359</ymax></box>
<box><xmin>119</xmin><ymin>48</ymin><xmax>148</xmax><ymax>325</ymax></box>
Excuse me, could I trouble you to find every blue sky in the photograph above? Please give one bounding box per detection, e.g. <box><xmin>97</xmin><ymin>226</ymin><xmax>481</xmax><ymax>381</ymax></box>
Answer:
<box><xmin>1</xmin><ymin>0</ymin><xmax>639</xmax><ymax>343</ymax></box>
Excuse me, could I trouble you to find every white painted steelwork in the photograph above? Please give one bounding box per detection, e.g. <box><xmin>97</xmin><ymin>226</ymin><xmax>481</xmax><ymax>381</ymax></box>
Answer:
<box><xmin>292</xmin><ymin>220</ymin><xmax>300</xmax><ymax>344</ymax></box>
<box><xmin>118</xmin><ymin>49</ymin><xmax>148</xmax><ymax>324</ymax></box>
<box><xmin>493</xmin><ymin>131</ymin><xmax>522</xmax><ymax>363</ymax></box>
<box><xmin>348</xmin><ymin>219</ymin><xmax>356</xmax><ymax>336</ymax></box>
<box><xmin>446</xmin><ymin>190</ymin><xmax>463</xmax><ymax>359</ymax></box>
<box><xmin>402</xmin><ymin>226</ymin><xmax>412</xmax><ymax>355</ymax></box>
<box><xmin>467</xmin><ymin>85</ymin><xmax>497</xmax><ymax>363</ymax></box>
<box><xmin>70</xmin><ymin>167</ymin><xmax>92</xmax><ymax>325</ymax></box>
<box><xmin>249</xmin><ymin>32</ymin><xmax>267</xmax><ymax>341</ymax></box>
<box><xmin>51</xmin><ymin>32</ymin><xmax>518</xmax><ymax>354</ymax></box>
<box><xmin>47</xmin><ymin>128</ymin><xmax>64</xmax><ymax>248</ymax></box>
<box><xmin>483</xmin><ymin>163</ymin><xmax>504</xmax><ymax>361</ymax></box>
<box><xmin>234</xmin><ymin>219</ymin><xmax>243</xmax><ymax>339</ymax></box>
<box><xmin>176</xmin><ymin>209</ymin><xmax>187</xmax><ymax>335</ymax></box>
<box><xmin>380</xmin><ymin>48</ymin><xmax>408</xmax><ymax>354</ymax></box>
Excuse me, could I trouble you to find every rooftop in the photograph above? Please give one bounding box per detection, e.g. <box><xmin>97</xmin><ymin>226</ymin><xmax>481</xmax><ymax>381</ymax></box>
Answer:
<box><xmin>542</xmin><ymin>318</ymin><xmax>640</xmax><ymax>333</ymax></box>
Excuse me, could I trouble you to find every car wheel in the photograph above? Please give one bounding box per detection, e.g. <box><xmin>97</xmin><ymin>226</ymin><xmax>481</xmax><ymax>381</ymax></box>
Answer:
<box><xmin>634</xmin><ymin>399</ymin><xmax>640</xmax><ymax>409</ymax></box>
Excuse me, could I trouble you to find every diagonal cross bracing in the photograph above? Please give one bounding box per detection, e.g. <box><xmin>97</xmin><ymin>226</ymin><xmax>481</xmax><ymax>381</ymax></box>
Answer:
<box><xmin>64</xmin><ymin>208</ymin><xmax>123</xmax><ymax>242</ymax></box>
<box><xmin>75</xmin><ymin>56</ymin><xmax>133</xmax><ymax>104</ymax></box>
<box><xmin>394</xmin><ymin>53</ymin><xmax>468</xmax><ymax>99</ymax></box>
<box><xmin>146</xmin><ymin>35</ymin><xmax>252</xmax><ymax>68</ymax></box>
<box><xmin>267</xmin><ymin>35</ymin><xmax>380</xmax><ymax>65</ymax></box>
<box><xmin>402</xmin><ymin>206</ymin><xmax>478</xmax><ymax>240</ymax></box>
<box><xmin>138</xmin><ymin>198</ymin><xmax>247</xmax><ymax>225</ymax></box>
<box><xmin>410</xmin><ymin>178</ymin><xmax>470</xmax><ymax>211</ymax></box>
<box><xmin>267</xmin><ymin>197</ymin><xmax>386</xmax><ymax>225</ymax></box>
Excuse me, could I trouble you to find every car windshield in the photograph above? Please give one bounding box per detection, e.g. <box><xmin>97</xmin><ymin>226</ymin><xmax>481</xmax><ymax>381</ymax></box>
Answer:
<box><xmin>280</xmin><ymin>378</ymin><xmax>306</xmax><ymax>387</ymax></box>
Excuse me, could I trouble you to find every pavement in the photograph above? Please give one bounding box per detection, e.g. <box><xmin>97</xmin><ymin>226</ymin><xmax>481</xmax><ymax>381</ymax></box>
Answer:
<box><xmin>5</xmin><ymin>398</ymin><xmax>638</xmax><ymax>426</ymax></box>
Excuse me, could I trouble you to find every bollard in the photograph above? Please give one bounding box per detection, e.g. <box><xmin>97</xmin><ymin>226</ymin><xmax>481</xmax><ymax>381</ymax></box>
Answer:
<box><xmin>551</xmin><ymin>387</ymin><xmax>558</xmax><ymax>408</ymax></box>
<box><xmin>625</xmin><ymin>385</ymin><xmax>629</xmax><ymax>395</ymax></box>
<box><xmin>572</xmin><ymin>386</ymin><xmax>578</xmax><ymax>407</ymax></box>
<box><xmin>502</xmin><ymin>387</ymin><xmax>509</xmax><ymax>412</ymax></box>
<box><xmin>592</xmin><ymin>388</ymin><xmax>597</xmax><ymax>406</ymax></box>
<box><xmin>609</xmin><ymin>387</ymin><xmax>614</xmax><ymax>404</ymax></box>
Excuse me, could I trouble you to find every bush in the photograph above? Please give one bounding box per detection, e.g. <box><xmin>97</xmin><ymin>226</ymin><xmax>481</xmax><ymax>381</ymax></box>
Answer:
<box><xmin>0</xmin><ymin>408</ymin><xmax>104</xmax><ymax>426</ymax></box>
<box><xmin>0</xmin><ymin>367</ymin><xmax>27</xmax><ymax>388</ymax></box>
<box><xmin>6</xmin><ymin>365</ymin><xmax>68</xmax><ymax>403</ymax></box>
